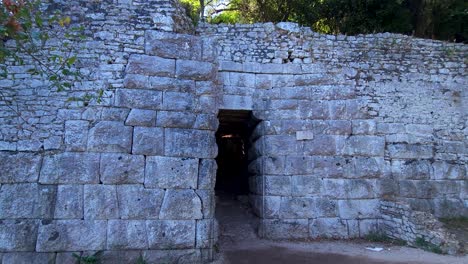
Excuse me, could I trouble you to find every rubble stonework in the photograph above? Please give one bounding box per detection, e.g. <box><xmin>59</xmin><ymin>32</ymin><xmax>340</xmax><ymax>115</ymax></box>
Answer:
<box><xmin>0</xmin><ymin>0</ymin><xmax>466</xmax><ymax>263</ymax></box>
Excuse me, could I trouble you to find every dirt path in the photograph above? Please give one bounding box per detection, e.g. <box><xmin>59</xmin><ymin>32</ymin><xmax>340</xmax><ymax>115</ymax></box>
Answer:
<box><xmin>212</xmin><ymin>195</ymin><xmax>468</xmax><ymax>264</ymax></box>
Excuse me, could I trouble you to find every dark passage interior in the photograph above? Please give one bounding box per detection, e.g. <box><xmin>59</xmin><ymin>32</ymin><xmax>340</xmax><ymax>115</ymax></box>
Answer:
<box><xmin>215</xmin><ymin>110</ymin><xmax>258</xmax><ymax>197</ymax></box>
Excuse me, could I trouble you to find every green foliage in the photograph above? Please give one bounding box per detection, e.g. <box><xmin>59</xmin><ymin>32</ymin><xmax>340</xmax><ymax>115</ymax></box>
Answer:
<box><xmin>364</xmin><ymin>232</ymin><xmax>407</xmax><ymax>246</ymax></box>
<box><xmin>72</xmin><ymin>252</ymin><xmax>102</xmax><ymax>264</ymax></box>
<box><xmin>135</xmin><ymin>254</ymin><xmax>147</xmax><ymax>264</ymax></box>
<box><xmin>414</xmin><ymin>237</ymin><xmax>444</xmax><ymax>254</ymax></box>
<box><xmin>0</xmin><ymin>0</ymin><xmax>85</xmax><ymax>92</ymax></box>
<box><xmin>439</xmin><ymin>216</ymin><xmax>468</xmax><ymax>228</ymax></box>
<box><xmin>201</xmin><ymin>0</ymin><xmax>467</xmax><ymax>42</ymax></box>
<box><xmin>180</xmin><ymin>0</ymin><xmax>201</xmax><ymax>25</ymax></box>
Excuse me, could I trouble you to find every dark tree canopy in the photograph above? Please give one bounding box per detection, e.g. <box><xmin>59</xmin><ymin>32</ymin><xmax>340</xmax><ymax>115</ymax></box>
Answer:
<box><xmin>185</xmin><ymin>0</ymin><xmax>467</xmax><ymax>43</ymax></box>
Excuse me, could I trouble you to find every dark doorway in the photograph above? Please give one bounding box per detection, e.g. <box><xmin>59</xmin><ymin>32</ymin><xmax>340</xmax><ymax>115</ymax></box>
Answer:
<box><xmin>215</xmin><ymin>110</ymin><xmax>259</xmax><ymax>197</ymax></box>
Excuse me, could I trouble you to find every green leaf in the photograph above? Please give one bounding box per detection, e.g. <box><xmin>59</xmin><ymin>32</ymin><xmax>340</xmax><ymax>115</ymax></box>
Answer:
<box><xmin>67</xmin><ymin>56</ymin><xmax>77</xmax><ymax>66</ymax></box>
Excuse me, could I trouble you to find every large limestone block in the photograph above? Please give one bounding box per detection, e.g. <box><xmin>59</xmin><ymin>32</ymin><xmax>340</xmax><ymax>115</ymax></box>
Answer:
<box><xmin>0</xmin><ymin>152</ymin><xmax>42</xmax><ymax>183</ymax></box>
<box><xmin>87</xmin><ymin>121</ymin><xmax>133</xmax><ymax>153</ymax></box>
<box><xmin>0</xmin><ymin>183</ymin><xmax>55</xmax><ymax>218</ymax></box>
<box><xmin>198</xmin><ymin>159</ymin><xmax>217</xmax><ymax>190</ymax></box>
<box><xmin>196</xmin><ymin>219</ymin><xmax>216</xmax><ymax>248</ymax></box>
<box><xmin>143</xmin><ymin>249</ymin><xmax>201</xmax><ymax>264</ymax></box>
<box><xmin>386</xmin><ymin>143</ymin><xmax>434</xmax><ymax>159</ymax></box>
<box><xmin>64</xmin><ymin>120</ymin><xmax>89</xmax><ymax>151</ymax></box>
<box><xmin>36</xmin><ymin>220</ymin><xmax>106</xmax><ymax>251</ymax></box>
<box><xmin>55</xmin><ymin>185</ymin><xmax>83</xmax><ymax>219</ymax></box>
<box><xmin>157</xmin><ymin>111</ymin><xmax>196</xmax><ymax>128</ymax></box>
<box><xmin>146</xmin><ymin>220</ymin><xmax>196</xmax><ymax>249</ymax></box>
<box><xmin>176</xmin><ymin>60</ymin><xmax>215</xmax><ymax>81</ymax></box>
<box><xmin>125</xmin><ymin>109</ymin><xmax>157</xmax><ymax>127</ymax></box>
<box><xmin>107</xmin><ymin>220</ymin><xmax>148</xmax><ymax>250</ymax></box>
<box><xmin>0</xmin><ymin>220</ymin><xmax>38</xmax><ymax>251</ymax></box>
<box><xmin>2</xmin><ymin>253</ymin><xmax>55</xmax><ymax>264</ymax></box>
<box><xmin>126</xmin><ymin>54</ymin><xmax>175</xmax><ymax>77</ymax></box>
<box><xmin>280</xmin><ymin>197</ymin><xmax>336</xmax><ymax>218</ymax></box>
<box><xmin>324</xmin><ymin>179</ymin><xmax>379</xmax><ymax>199</ymax></box>
<box><xmin>351</xmin><ymin>157</ymin><xmax>385</xmax><ymax>178</ymax></box>
<box><xmin>260</xmin><ymin>219</ymin><xmax>308</xmax><ymax>239</ymax></box>
<box><xmin>162</xmin><ymin>92</ymin><xmax>194</xmax><ymax>111</ymax></box>
<box><xmin>159</xmin><ymin>190</ymin><xmax>203</xmax><ymax>220</ymax></box>
<box><xmin>39</xmin><ymin>153</ymin><xmax>100</xmax><ymax>184</ymax></box>
<box><xmin>291</xmin><ymin>176</ymin><xmax>323</xmax><ymax>196</ymax></box>
<box><xmin>303</xmin><ymin>135</ymin><xmax>337</xmax><ymax>155</ymax></box>
<box><xmin>265</xmin><ymin>176</ymin><xmax>291</xmax><ymax>196</ymax></box>
<box><xmin>309</xmin><ymin>218</ymin><xmax>349</xmax><ymax>239</ymax></box>
<box><xmin>114</xmin><ymin>88</ymin><xmax>163</xmax><ymax>110</ymax></box>
<box><xmin>117</xmin><ymin>185</ymin><xmax>164</xmax><ymax>219</ymax></box>
<box><xmin>165</xmin><ymin>129</ymin><xmax>217</xmax><ymax>158</ymax></box>
<box><xmin>343</xmin><ymin>136</ymin><xmax>385</xmax><ymax>156</ymax></box>
<box><xmin>100</xmin><ymin>153</ymin><xmax>145</xmax><ymax>184</ymax></box>
<box><xmin>84</xmin><ymin>185</ymin><xmax>119</xmax><ymax>219</ymax></box>
<box><xmin>132</xmin><ymin>127</ymin><xmax>164</xmax><ymax>155</ymax></box>
<box><xmin>338</xmin><ymin>199</ymin><xmax>380</xmax><ymax>219</ymax></box>
<box><xmin>145</xmin><ymin>31</ymin><xmax>202</xmax><ymax>60</ymax></box>
<box><xmin>145</xmin><ymin>156</ymin><xmax>198</xmax><ymax>189</ymax></box>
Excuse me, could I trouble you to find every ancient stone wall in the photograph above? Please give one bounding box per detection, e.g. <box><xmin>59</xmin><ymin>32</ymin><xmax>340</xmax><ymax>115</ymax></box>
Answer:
<box><xmin>380</xmin><ymin>200</ymin><xmax>462</xmax><ymax>254</ymax></box>
<box><xmin>0</xmin><ymin>1</ymin><xmax>467</xmax><ymax>263</ymax></box>
<box><xmin>199</xmin><ymin>22</ymin><xmax>467</xmax><ymax>240</ymax></box>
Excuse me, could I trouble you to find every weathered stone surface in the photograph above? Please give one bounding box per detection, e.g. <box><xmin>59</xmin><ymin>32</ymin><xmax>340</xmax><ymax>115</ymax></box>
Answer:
<box><xmin>126</xmin><ymin>54</ymin><xmax>175</xmax><ymax>77</ymax></box>
<box><xmin>39</xmin><ymin>153</ymin><xmax>100</xmax><ymax>184</ymax></box>
<box><xmin>198</xmin><ymin>159</ymin><xmax>217</xmax><ymax>190</ymax></box>
<box><xmin>100</xmin><ymin>153</ymin><xmax>145</xmax><ymax>184</ymax></box>
<box><xmin>324</xmin><ymin>179</ymin><xmax>379</xmax><ymax>199</ymax></box>
<box><xmin>159</xmin><ymin>190</ymin><xmax>203</xmax><ymax>220</ymax></box>
<box><xmin>143</xmin><ymin>249</ymin><xmax>201</xmax><ymax>264</ymax></box>
<box><xmin>0</xmin><ymin>183</ymin><xmax>55</xmax><ymax>219</ymax></box>
<box><xmin>386</xmin><ymin>143</ymin><xmax>434</xmax><ymax>159</ymax></box>
<box><xmin>87</xmin><ymin>121</ymin><xmax>133</xmax><ymax>153</ymax></box>
<box><xmin>117</xmin><ymin>185</ymin><xmax>164</xmax><ymax>219</ymax></box>
<box><xmin>55</xmin><ymin>185</ymin><xmax>83</xmax><ymax>219</ymax></box>
<box><xmin>125</xmin><ymin>109</ymin><xmax>157</xmax><ymax>127</ymax></box>
<box><xmin>338</xmin><ymin>199</ymin><xmax>380</xmax><ymax>219</ymax></box>
<box><xmin>196</xmin><ymin>219</ymin><xmax>215</xmax><ymax>248</ymax></box>
<box><xmin>262</xmin><ymin>196</ymin><xmax>281</xmax><ymax>218</ymax></box>
<box><xmin>343</xmin><ymin>136</ymin><xmax>385</xmax><ymax>156</ymax></box>
<box><xmin>36</xmin><ymin>220</ymin><xmax>106</xmax><ymax>251</ymax></box>
<box><xmin>114</xmin><ymin>89</ymin><xmax>163</xmax><ymax>110</ymax></box>
<box><xmin>2</xmin><ymin>253</ymin><xmax>55</xmax><ymax>264</ymax></box>
<box><xmin>84</xmin><ymin>185</ymin><xmax>119</xmax><ymax>219</ymax></box>
<box><xmin>132</xmin><ymin>127</ymin><xmax>164</xmax><ymax>155</ymax></box>
<box><xmin>147</xmin><ymin>220</ymin><xmax>196</xmax><ymax>249</ymax></box>
<box><xmin>157</xmin><ymin>111</ymin><xmax>196</xmax><ymax>128</ymax></box>
<box><xmin>165</xmin><ymin>128</ymin><xmax>217</xmax><ymax>158</ymax></box>
<box><xmin>65</xmin><ymin>120</ymin><xmax>89</xmax><ymax>151</ymax></box>
<box><xmin>145</xmin><ymin>31</ymin><xmax>202</xmax><ymax>60</ymax></box>
<box><xmin>107</xmin><ymin>220</ymin><xmax>148</xmax><ymax>250</ymax></box>
<box><xmin>309</xmin><ymin>218</ymin><xmax>349</xmax><ymax>239</ymax></box>
<box><xmin>99</xmin><ymin>250</ymin><xmax>143</xmax><ymax>264</ymax></box>
<box><xmin>222</xmin><ymin>95</ymin><xmax>254</xmax><ymax>110</ymax></box>
<box><xmin>0</xmin><ymin>152</ymin><xmax>42</xmax><ymax>183</ymax></box>
<box><xmin>265</xmin><ymin>176</ymin><xmax>291</xmax><ymax>196</ymax></box>
<box><xmin>176</xmin><ymin>60</ymin><xmax>215</xmax><ymax>80</ymax></box>
<box><xmin>0</xmin><ymin>220</ymin><xmax>38</xmax><ymax>251</ymax></box>
<box><xmin>291</xmin><ymin>176</ymin><xmax>323</xmax><ymax>196</ymax></box>
<box><xmin>260</xmin><ymin>219</ymin><xmax>308</xmax><ymax>239</ymax></box>
<box><xmin>145</xmin><ymin>156</ymin><xmax>198</xmax><ymax>189</ymax></box>
<box><xmin>280</xmin><ymin>197</ymin><xmax>336</xmax><ymax>218</ymax></box>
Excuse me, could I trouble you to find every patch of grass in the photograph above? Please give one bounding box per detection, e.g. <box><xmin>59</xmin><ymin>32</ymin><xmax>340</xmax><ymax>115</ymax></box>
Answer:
<box><xmin>364</xmin><ymin>232</ymin><xmax>407</xmax><ymax>246</ymax></box>
<box><xmin>439</xmin><ymin>216</ymin><xmax>468</xmax><ymax>228</ymax></box>
<box><xmin>415</xmin><ymin>237</ymin><xmax>444</xmax><ymax>254</ymax></box>
<box><xmin>72</xmin><ymin>252</ymin><xmax>102</xmax><ymax>264</ymax></box>
<box><xmin>135</xmin><ymin>254</ymin><xmax>147</xmax><ymax>264</ymax></box>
